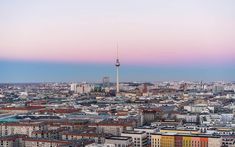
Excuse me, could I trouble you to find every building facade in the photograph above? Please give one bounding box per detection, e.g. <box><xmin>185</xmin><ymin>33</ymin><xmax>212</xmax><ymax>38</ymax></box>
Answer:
<box><xmin>151</xmin><ymin>133</ymin><xmax>222</xmax><ymax>147</ymax></box>
<box><xmin>121</xmin><ymin>131</ymin><xmax>148</xmax><ymax>147</ymax></box>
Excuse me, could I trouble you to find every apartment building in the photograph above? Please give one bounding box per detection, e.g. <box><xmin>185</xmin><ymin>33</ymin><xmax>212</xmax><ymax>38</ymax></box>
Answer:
<box><xmin>134</xmin><ymin>126</ymin><xmax>157</xmax><ymax>145</ymax></box>
<box><xmin>0</xmin><ymin>135</ymin><xmax>26</xmax><ymax>147</ymax></box>
<box><xmin>121</xmin><ymin>131</ymin><xmax>148</xmax><ymax>147</ymax></box>
<box><xmin>0</xmin><ymin>136</ymin><xmax>19</xmax><ymax>147</ymax></box>
<box><xmin>61</xmin><ymin>129</ymin><xmax>106</xmax><ymax>144</ymax></box>
<box><xmin>105</xmin><ymin>136</ymin><xmax>133</xmax><ymax>147</ymax></box>
<box><xmin>151</xmin><ymin>133</ymin><xmax>222</xmax><ymax>147</ymax></box>
<box><xmin>0</xmin><ymin>121</ymin><xmax>47</xmax><ymax>137</ymax></box>
<box><xmin>90</xmin><ymin>120</ymin><xmax>135</xmax><ymax>136</ymax></box>
<box><xmin>24</xmin><ymin>138</ymin><xmax>71</xmax><ymax>147</ymax></box>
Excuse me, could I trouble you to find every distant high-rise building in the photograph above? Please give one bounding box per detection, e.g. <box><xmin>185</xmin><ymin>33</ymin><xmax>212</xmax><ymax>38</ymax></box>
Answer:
<box><xmin>212</xmin><ymin>85</ymin><xmax>224</xmax><ymax>94</ymax></box>
<box><xmin>71</xmin><ymin>83</ymin><xmax>94</xmax><ymax>94</ymax></box>
<box><xmin>76</xmin><ymin>83</ymin><xmax>94</xmax><ymax>94</ymax></box>
<box><xmin>102</xmin><ymin>76</ymin><xmax>110</xmax><ymax>88</ymax></box>
<box><xmin>70</xmin><ymin>83</ymin><xmax>77</xmax><ymax>92</ymax></box>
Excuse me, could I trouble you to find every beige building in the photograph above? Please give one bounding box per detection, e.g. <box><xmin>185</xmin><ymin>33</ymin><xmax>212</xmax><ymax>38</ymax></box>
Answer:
<box><xmin>208</xmin><ymin>137</ymin><xmax>222</xmax><ymax>147</ymax></box>
<box><xmin>140</xmin><ymin>108</ymin><xmax>162</xmax><ymax>125</ymax></box>
<box><xmin>24</xmin><ymin>138</ymin><xmax>70</xmax><ymax>147</ymax></box>
<box><xmin>0</xmin><ymin>106</ymin><xmax>45</xmax><ymax>114</ymax></box>
<box><xmin>32</xmin><ymin>129</ymin><xmax>62</xmax><ymax>140</ymax></box>
<box><xmin>61</xmin><ymin>130</ymin><xmax>105</xmax><ymax>144</ymax></box>
<box><xmin>0</xmin><ymin>135</ymin><xmax>26</xmax><ymax>147</ymax></box>
<box><xmin>0</xmin><ymin>121</ymin><xmax>47</xmax><ymax>137</ymax></box>
<box><xmin>0</xmin><ymin>136</ymin><xmax>18</xmax><ymax>147</ymax></box>
<box><xmin>90</xmin><ymin>120</ymin><xmax>135</xmax><ymax>136</ymax></box>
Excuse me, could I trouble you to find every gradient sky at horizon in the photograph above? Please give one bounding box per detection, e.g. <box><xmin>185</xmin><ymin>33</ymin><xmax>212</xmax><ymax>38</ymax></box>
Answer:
<box><xmin>0</xmin><ymin>0</ymin><xmax>235</xmax><ymax>82</ymax></box>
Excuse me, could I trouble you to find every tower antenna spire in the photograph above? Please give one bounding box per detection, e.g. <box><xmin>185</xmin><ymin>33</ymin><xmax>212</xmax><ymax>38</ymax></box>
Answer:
<box><xmin>117</xmin><ymin>42</ymin><xmax>119</xmax><ymax>59</ymax></box>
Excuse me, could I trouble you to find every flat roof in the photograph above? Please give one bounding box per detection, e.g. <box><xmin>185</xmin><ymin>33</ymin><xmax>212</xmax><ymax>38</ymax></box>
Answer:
<box><xmin>106</xmin><ymin>136</ymin><xmax>132</xmax><ymax>140</ymax></box>
<box><xmin>152</xmin><ymin>133</ymin><xmax>221</xmax><ymax>138</ymax></box>
<box><xmin>122</xmin><ymin>131</ymin><xmax>145</xmax><ymax>134</ymax></box>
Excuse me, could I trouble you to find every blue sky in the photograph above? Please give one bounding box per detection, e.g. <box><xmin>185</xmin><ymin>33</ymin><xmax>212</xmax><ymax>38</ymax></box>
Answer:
<box><xmin>0</xmin><ymin>60</ymin><xmax>234</xmax><ymax>83</ymax></box>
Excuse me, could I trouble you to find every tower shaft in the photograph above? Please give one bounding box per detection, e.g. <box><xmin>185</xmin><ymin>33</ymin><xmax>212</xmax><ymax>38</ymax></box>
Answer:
<box><xmin>115</xmin><ymin>44</ymin><xmax>120</xmax><ymax>95</ymax></box>
<box><xmin>116</xmin><ymin>66</ymin><xmax>119</xmax><ymax>93</ymax></box>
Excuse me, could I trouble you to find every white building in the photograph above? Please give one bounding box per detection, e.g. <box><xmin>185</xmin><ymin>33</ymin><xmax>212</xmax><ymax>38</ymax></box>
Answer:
<box><xmin>71</xmin><ymin>83</ymin><xmax>94</xmax><ymax>94</ymax></box>
<box><xmin>70</xmin><ymin>83</ymin><xmax>77</xmax><ymax>92</ymax></box>
<box><xmin>184</xmin><ymin>104</ymin><xmax>214</xmax><ymax>113</ymax></box>
<box><xmin>105</xmin><ymin>136</ymin><xmax>133</xmax><ymax>147</ymax></box>
<box><xmin>78</xmin><ymin>83</ymin><xmax>94</xmax><ymax>94</ymax></box>
<box><xmin>208</xmin><ymin>137</ymin><xmax>223</xmax><ymax>147</ymax></box>
<box><xmin>121</xmin><ymin>131</ymin><xmax>148</xmax><ymax>147</ymax></box>
<box><xmin>134</xmin><ymin>126</ymin><xmax>157</xmax><ymax>144</ymax></box>
<box><xmin>19</xmin><ymin>92</ymin><xmax>28</xmax><ymax>99</ymax></box>
<box><xmin>176</xmin><ymin>114</ymin><xmax>198</xmax><ymax>123</ymax></box>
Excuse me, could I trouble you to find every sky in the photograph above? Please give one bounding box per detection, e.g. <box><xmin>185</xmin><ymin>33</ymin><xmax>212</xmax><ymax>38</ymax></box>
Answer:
<box><xmin>0</xmin><ymin>0</ymin><xmax>235</xmax><ymax>82</ymax></box>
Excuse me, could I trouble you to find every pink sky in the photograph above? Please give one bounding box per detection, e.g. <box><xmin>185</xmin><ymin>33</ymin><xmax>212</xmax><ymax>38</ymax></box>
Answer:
<box><xmin>0</xmin><ymin>0</ymin><xmax>235</xmax><ymax>66</ymax></box>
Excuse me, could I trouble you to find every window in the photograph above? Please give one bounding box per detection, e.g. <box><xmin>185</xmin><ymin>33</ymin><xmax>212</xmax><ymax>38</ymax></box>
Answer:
<box><xmin>4</xmin><ymin>131</ymin><xmax>8</xmax><ymax>135</ymax></box>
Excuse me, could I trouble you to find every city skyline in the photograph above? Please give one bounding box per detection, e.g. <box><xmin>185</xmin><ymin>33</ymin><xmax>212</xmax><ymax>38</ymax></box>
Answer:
<box><xmin>1</xmin><ymin>0</ymin><xmax>235</xmax><ymax>82</ymax></box>
<box><xmin>0</xmin><ymin>1</ymin><xmax>235</xmax><ymax>146</ymax></box>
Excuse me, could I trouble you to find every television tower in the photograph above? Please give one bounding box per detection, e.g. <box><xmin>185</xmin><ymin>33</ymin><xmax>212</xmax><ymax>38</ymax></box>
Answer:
<box><xmin>115</xmin><ymin>44</ymin><xmax>120</xmax><ymax>94</ymax></box>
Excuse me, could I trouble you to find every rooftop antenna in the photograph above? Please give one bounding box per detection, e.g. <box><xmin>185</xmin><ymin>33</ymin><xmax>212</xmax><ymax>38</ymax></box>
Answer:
<box><xmin>117</xmin><ymin>43</ymin><xmax>119</xmax><ymax>59</ymax></box>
